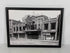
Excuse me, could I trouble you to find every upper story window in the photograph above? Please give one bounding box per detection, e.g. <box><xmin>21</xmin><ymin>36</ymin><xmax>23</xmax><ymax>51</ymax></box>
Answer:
<box><xmin>19</xmin><ymin>27</ymin><xmax>22</xmax><ymax>31</ymax></box>
<box><xmin>44</xmin><ymin>23</ymin><xmax>48</xmax><ymax>30</ymax></box>
<box><xmin>31</xmin><ymin>24</ymin><xmax>36</xmax><ymax>30</ymax></box>
<box><xmin>51</xmin><ymin>22</ymin><xmax>56</xmax><ymax>29</ymax></box>
<box><xmin>23</xmin><ymin>26</ymin><xmax>25</xmax><ymax>30</ymax></box>
<box><xmin>38</xmin><ymin>24</ymin><xmax>40</xmax><ymax>26</ymax></box>
<box><xmin>35</xmin><ymin>24</ymin><xmax>37</xmax><ymax>29</ymax></box>
<box><xmin>16</xmin><ymin>26</ymin><xmax>18</xmax><ymax>31</ymax></box>
<box><xmin>30</xmin><ymin>21</ymin><xmax>36</xmax><ymax>30</ymax></box>
<box><xmin>14</xmin><ymin>27</ymin><xmax>15</xmax><ymax>31</ymax></box>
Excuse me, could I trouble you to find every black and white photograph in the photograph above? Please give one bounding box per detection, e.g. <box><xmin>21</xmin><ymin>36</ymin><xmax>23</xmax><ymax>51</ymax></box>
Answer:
<box><xmin>6</xmin><ymin>7</ymin><xmax>64</xmax><ymax>47</ymax></box>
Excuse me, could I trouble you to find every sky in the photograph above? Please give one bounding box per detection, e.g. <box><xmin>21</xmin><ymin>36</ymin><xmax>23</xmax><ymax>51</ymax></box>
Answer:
<box><xmin>8</xmin><ymin>10</ymin><xmax>61</xmax><ymax>22</ymax></box>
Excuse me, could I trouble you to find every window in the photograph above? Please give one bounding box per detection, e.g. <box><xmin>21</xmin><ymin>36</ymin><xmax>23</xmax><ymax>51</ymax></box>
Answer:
<box><xmin>23</xmin><ymin>26</ymin><xmax>25</xmax><ymax>30</ymax></box>
<box><xmin>14</xmin><ymin>27</ymin><xmax>15</xmax><ymax>31</ymax></box>
<box><xmin>31</xmin><ymin>21</ymin><xmax>36</xmax><ymax>30</ymax></box>
<box><xmin>35</xmin><ymin>25</ymin><xmax>37</xmax><ymax>29</ymax></box>
<box><xmin>16</xmin><ymin>27</ymin><xmax>18</xmax><ymax>31</ymax></box>
<box><xmin>19</xmin><ymin>27</ymin><xmax>22</xmax><ymax>31</ymax></box>
<box><xmin>38</xmin><ymin>24</ymin><xmax>40</xmax><ymax>26</ymax></box>
<box><xmin>31</xmin><ymin>25</ymin><xmax>34</xmax><ymax>30</ymax></box>
<box><xmin>31</xmin><ymin>24</ymin><xmax>36</xmax><ymax>30</ymax></box>
<box><xmin>51</xmin><ymin>23</ymin><xmax>56</xmax><ymax>29</ymax></box>
<box><xmin>44</xmin><ymin>23</ymin><xmax>48</xmax><ymax>30</ymax></box>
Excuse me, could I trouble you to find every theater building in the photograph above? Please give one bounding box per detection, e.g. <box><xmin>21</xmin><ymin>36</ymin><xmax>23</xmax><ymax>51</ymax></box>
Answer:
<box><xmin>9</xmin><ymin>15</ymin><xmax>60</xmax><ymax>40</ymax></box>
<box><xmin>24</xmin><ymin>15</ymin><xmax>59</xmax><ymax>40</ymax></box>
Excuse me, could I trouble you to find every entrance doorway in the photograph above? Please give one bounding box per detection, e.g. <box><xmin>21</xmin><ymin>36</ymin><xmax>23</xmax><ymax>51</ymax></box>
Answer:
<box><xmin>13</xmin><ymin>33</ymin><xmax>18</xmax><ymax>39</ymax></box>
<box><xmin>26</xmin><ymin>31</ymin><xmax>41</xmax><ymax>39</ymax></box>
<box><xmin>50</xmin><ymin>32</ymin><xmax>55</xmax><ymax>40</ymax></box>
<box><xmin>19</xmin><ymin>33</ymin><xmax>25</xmax><ymax>38</ymax></box>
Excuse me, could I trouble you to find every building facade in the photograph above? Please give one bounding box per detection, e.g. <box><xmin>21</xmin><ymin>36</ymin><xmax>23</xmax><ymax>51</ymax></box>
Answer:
<box><xmin>9</xmin><ymin>20</ymin><xmax>25</xmax><ymax>39</ymax></box>
<box><xmin>9</xmin><ymin>15</ymin><xmax>60</xmax><ymax>40</ymax></box>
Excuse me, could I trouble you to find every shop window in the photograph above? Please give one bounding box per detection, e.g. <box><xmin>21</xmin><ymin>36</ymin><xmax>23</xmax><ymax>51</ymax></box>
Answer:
<box><xmin>50</xmin><ymin>32</ymin><xmax>55</xmax><ymax>40</ymax></box>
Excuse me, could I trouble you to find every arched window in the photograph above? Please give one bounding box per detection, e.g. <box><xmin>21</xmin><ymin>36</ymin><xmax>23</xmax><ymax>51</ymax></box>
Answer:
<box><xmin>19</xmin><ymin>27</ymin><xmax>22</xmax><ymax>31</ymax></box>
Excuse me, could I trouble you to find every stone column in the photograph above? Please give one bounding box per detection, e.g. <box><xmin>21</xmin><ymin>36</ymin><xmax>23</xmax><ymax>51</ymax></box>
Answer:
<box><xmin>11</xmin><ymin>34</ymin><xmax>13</xmax><ymax>37</ymax></box>
<box><xmin>39</xmin><ymin>34</ymin><xmax>41</xmax><ymax>40</ymax></box>
<box><xmin>40</xmin><ymin>32</ymin><xmax>43</xmax><ymax>40</ymax></box>
<box><xmin>48</xmin><ymin>20</ymin><xmax>51</xmax><ymax>40</ymax></box>
<box><xmin>25</xmin><ymin>33</ymin><xmax>27</xmax><ymax>39</ymax></box>
<box><xmin>41</xmin><ymin>22</ymin><xmax>43</xmax><ymax>40</ymax></box>
<box><xmin>18</xmin><ymin>34</ymin><xmax>19</xmax><ymax>39</ymax></box>
<box><xmin>12</xmin><ymin>26</ymin><xmax>14</xmax><ymax>37</ymax></box>
<box><xmin>48</xmin><ymin>20</ymin><xmax>51</xmax><ymax>31</ymax></box>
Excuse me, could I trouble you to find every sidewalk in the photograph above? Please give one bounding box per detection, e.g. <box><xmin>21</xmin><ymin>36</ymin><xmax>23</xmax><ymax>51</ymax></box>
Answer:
<box><xmin>10</xmin><ymin>38</ymin><xmax>59</xmax><ymax>45</ymax></box>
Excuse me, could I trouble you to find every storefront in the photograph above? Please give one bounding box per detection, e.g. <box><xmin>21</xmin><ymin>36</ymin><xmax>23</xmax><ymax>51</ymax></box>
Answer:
<box><xmin>26</xmin><ymin>30</ymin><xmax>41</xmax><ymax>39</ymax></box>
<box><xmin>13</xmin><ymin>33</ymin><xmax>25</xmax><ymax>39</ymax></box>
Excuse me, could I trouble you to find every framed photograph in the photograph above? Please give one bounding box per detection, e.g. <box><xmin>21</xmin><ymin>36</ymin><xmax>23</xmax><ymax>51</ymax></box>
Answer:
<box><xmin>6</xmin><ymin>7</ymin><xmax>64</xmax><ymax>48</ymax></box>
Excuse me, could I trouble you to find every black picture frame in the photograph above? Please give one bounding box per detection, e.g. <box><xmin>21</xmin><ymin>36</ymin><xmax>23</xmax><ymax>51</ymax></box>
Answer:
<box><xmin>6</xmin><ymin>7</ymin><xmax>64</xmax><ymax>48</ymax></box>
